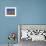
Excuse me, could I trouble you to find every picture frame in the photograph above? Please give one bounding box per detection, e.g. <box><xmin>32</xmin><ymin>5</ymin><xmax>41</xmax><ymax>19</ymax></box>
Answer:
<box><xmin>5</xmin><ymin>7</ymin><xmax>16</xmax><ymax>16</ymax></box>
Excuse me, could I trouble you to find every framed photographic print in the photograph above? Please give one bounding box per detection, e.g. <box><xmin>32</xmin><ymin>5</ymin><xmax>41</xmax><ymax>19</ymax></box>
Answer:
<box><xmin>5</xmin><ymin>7</ymin><xmax>16</xmax><ymax>16</ymax></box>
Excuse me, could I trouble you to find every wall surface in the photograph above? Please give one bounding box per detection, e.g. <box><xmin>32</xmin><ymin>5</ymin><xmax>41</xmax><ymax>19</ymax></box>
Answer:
<box><xmin>0</xmin><ymin>0</ymin><xmax>46</xmax><ymax>44</ymax></box>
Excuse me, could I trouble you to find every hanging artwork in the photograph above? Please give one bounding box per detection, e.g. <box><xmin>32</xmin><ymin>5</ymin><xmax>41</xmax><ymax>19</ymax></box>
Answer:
<box><xmin>5</xmin><ymin>7</ymin><xmax>16</xmax><ymax>16</ymax></box>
